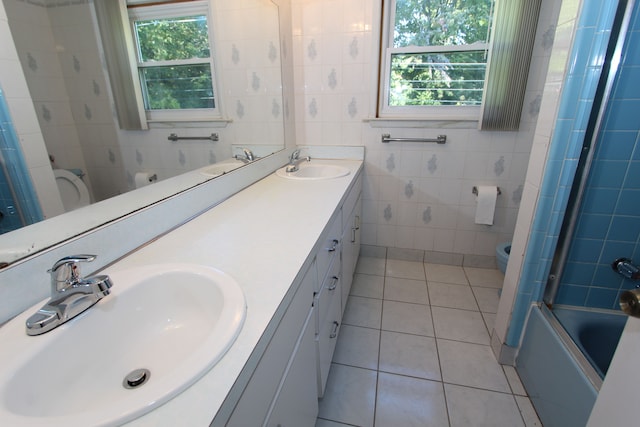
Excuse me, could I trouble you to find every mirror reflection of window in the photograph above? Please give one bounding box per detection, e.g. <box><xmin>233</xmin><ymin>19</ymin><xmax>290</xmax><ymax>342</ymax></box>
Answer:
<box><xmin>128</xmin><ymin>1</ymin><xmax>222</xmax><ymax>122</ymax></box>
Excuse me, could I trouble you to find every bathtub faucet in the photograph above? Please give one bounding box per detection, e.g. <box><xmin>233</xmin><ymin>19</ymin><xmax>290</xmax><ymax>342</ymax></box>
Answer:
<box><xmin>612</xmin><ymin>257</ymin><xmax>640</xmax><ymax>281</ymax></box>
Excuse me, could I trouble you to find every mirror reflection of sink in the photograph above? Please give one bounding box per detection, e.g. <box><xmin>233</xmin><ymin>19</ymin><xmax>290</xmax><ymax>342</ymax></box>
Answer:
<box><xmin>200</xmin><ymin>158</ymin><xmax>247</xmax><ymax>176</ymax></box>
<box><xmin>276</xmin><ymin>162</ymin><xmax>350</xmax><ymax>180</ymax></box>
<box><xmin>0</xmin><ymin>263</ymin><xmax>246</xmax><ymax>427</ymax></box>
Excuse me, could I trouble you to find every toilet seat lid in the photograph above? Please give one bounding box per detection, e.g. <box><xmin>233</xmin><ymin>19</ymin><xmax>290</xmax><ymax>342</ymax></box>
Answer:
<box><xmin>54</xmin><ymin>169</ymin><xmax>90</xmax><ymax>211</ymax></box>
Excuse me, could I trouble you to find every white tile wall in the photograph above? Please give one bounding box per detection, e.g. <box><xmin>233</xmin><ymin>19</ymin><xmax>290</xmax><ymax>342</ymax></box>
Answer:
<box><xmin>2</xmin><ymin>0</ymin><xmax>286</xmax><ymax>207</ymax></box>
<box><xmin>0</xmin><ymin>0</ymin><xmax>64</xmax><ymax>219</ymax></box>
<box><xmin>290</xmin><ymin>0</ymin><xmax>558</xmax><ymax>257</ymax></box>
<box><xmin>494</xmin><ymin>0</ymin><xmax>580</xmax><ymax>350</ymax></box>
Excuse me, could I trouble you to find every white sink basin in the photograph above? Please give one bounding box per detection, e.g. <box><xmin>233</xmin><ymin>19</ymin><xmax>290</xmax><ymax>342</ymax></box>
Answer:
<box><xmin>200</xmin><ymin>158</ymin><xmax>246</xmax><ymax>176</ymax></box>
<box><xmin>276</xmin><ymin>162</ymin><xmax>350</xmax><ymax>180</ymax></box>
<box><xmin>0</xmin><ymin>263</ymin><xmax>246</xmax><ymax>426</ymax></box>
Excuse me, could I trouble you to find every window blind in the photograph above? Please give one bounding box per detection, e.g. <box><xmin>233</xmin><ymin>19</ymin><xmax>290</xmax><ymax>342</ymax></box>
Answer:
<box><xmin>480</xmin><ymin>0</ymin><xmax>542</xmax><ymax>131</ymax></box>
<box><xmin>93</xmin><ymin>0</ymin><xmax>147</xmax><ymax>130</ymax></box>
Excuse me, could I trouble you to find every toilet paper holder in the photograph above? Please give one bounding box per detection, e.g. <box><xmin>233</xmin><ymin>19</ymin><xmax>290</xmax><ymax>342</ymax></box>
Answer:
<box><xmin>472</xmin><ymin>186</ymin><xmax>501</xmax><ymax>196</ymax></box>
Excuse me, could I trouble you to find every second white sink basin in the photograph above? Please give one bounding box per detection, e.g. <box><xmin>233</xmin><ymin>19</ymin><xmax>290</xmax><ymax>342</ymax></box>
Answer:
<box><xmin>200</xmin><ymin>158</ymin><xmax>246</xmax><ymax>176</ymax></box>
<box><xmin>0</xmin><ymin>263</ymin><xmax>246</xmax><ymax>426</ymax></box>
<box><xmin>276</xmin><ymin>162</ymin><xmax>350</xmax><ymax>180</ymax></box>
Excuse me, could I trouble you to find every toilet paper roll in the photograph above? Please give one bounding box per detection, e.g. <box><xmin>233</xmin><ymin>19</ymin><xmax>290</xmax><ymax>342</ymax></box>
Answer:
<box><xmin>134</xmin><ymin>172</ymin><xmax>154</xmax><ymax>189</ymax></box>
<box><xmin>474</xmin><ymin>185</ymin><xmax>498</xmax><ymax>225</ymax></box>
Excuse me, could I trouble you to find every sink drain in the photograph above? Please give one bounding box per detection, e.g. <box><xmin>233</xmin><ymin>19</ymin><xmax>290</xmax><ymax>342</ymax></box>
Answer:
<box><xmin>123</xmin><ymin>368</ymin><xmax>151</xmax><ymax>389</ymax></box>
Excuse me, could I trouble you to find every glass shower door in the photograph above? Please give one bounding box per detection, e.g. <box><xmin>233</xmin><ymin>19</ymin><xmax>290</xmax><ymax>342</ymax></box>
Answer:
<box><xmin>0</xmin><ymin>85</ymin><xmax>43</xmax><ymax>235</ymax></box>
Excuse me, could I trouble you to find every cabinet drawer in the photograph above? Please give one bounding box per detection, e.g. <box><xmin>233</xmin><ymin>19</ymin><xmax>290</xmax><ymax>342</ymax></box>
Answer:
<box><xmin>315</xmin><ymin>213</ymin><xmax>341</xmax><ymax>287</ymax></box>
<box><xmin>316</xmin><ymin>258</ymin><xmax>340</xmax><ymax>334</ymax></box>
<box><xmin>316</xmin><ymin>293</ymin><xmax>341</xmax><ymax>397</ymax></box>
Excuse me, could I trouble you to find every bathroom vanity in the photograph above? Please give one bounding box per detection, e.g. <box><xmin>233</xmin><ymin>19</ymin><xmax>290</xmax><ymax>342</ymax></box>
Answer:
<box><xmin>125</xmin><ymin>158</ymin><xmax>363</xmax><ymax>426</ymax></box>
<box><xmin>0</xmin><ymin>153</ymin><xmax>363</xmax><ymax>426</ymax></box>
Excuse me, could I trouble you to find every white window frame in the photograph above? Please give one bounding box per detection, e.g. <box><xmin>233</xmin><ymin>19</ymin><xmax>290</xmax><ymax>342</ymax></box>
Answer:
<box><xmin>378</xmin><ymin>0</ymin><xmax>492</xmax><ymax>120</ymax></box>
<box><xmin>128</xmin><ymin>0</ymin><xmax>222</xmax><ymax>123</ymax></box>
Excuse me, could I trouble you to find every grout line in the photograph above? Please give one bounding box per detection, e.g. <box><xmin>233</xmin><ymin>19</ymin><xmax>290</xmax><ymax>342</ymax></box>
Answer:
<box><xmin>323</xmin><ymin>254</ymin><xmax>518</xmax><ymax>427</ymax></box>
<box><xmin>425</xmin><ymin>260</ymin><xmax>452</xmax><ymax>427</ymax></box>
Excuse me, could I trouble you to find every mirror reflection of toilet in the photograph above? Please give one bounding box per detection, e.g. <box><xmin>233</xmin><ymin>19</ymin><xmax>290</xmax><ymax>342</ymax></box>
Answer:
<box><xmin>53</xmin><ymin>169</ymin><xmax>90</xmax><ymax>211</ymax></box>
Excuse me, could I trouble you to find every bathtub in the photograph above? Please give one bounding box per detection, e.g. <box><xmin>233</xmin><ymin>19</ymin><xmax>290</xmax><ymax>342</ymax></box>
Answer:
<box><xmin>553</xmin><ymin>306</ymin><xmax>626</xmax><ymax>378</ymax></box>
<box><xmin>516</xmin><ymin>305</ymin><xmax>627</xmax><ymax>427</ymax></box>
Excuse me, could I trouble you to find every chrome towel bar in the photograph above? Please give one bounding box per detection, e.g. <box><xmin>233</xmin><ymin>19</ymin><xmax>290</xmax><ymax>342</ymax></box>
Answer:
<box><xmin>168</xmin><ymin>133</ymin><xmax>219</xmax><ymax>142</ymax></box>
<box><xmin>381</xmin><ymin>134</ymin><xmax>447</xmax><ymax>144</ymax></box>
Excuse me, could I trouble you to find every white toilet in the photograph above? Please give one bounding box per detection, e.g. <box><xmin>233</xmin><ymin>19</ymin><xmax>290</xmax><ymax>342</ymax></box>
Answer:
<box><xmin>53</xmin><ymin>169</ymin><xmax>90</xmax><ymax>211</ymax></box>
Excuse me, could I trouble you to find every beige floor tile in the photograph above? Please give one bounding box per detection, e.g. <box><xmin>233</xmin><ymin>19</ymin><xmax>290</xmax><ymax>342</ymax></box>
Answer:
<box><xmin>318</xmin><ymin>364</ymin><xmax>377</xmax><ymax>427</ymax></box>
<box><xmin>482</xmin><ymin>312</ymin><xmax>496</xmax><ymax>334</ymax></box>
<box><xmin>428</xmin><ymin>281</ymin><xmax>479</xmax><ymax>311</ymax></box>
<box><xmin>431</xmin><ymin>306</ymin><xmax>490</xmax><ymax>345</ymax></box>
<box><xmin>445</xmin><ymin>384</ymin><xmax>525</xmax><ymax>427</ymax></box>
<box><xmin>355</xmin><ymin>257</ymin><xmax>386</xmax><ymax>276</ymax></box>
<box><xmin>386</xmin><ymin>259</ymin><xmax>426</xmax><ymax>280</ymax></box>
<box><xmin>384</xmin><ymin>276</ymin><xmax>429</xmax><ymax>304</ymax></box>
<box><xmin>515</xmin><ymin>395</ymin><xmax>543</xmax><ymax>426</ymax></box>
<box><xmin>464</xmin><ymin>266</ymin><xmax>504</xmax><ymax>288</ymax></box>
<box><xmin>425</xmin><ymin>263</ymin><xmax>468</xmax><ymax>285</ymax></box>
<box><xmin>342</xmin><ymin>296</ymin><xmax>382</xmax><ymax>329</ymax></box>
<box><xmin>472</xmin><ymin>286</ymin><xmax>501</xmax><ymax>313</ymax></box>
<box><xmin>503</xmin><ymin>365</ymin><xmax>527</xmax><ymax>396</ymax></box>
<box><xmin>350</xmin><ymin>273</ymin><xmax>384</xmax><ymax>299</ymax></box>
<box><xmin>315</xmin><ymin>419</ymin><xmax>353</xmax><ymax>427</ymax></box>
<box><xmin>333</xmin><ymin>325</ymin><xmax>380</xmax><ymax>370</ymax></box>
<box><xmin>382</xmin><ymin>300</ymin><xmax>434</xmax><ymax>337</ymax></box>
<box><xmin>438</xmin><ymin>339</ymin><xmax>510</xmax><ymax>393</ymax></box>
<box><xmin>379</xmin><ymin>331</ymin><xmax>441</xmax><ymax>381</ymax></box>
<box><xmin>375</xmin><ymin>372</ymin><xmax>449</xmax><ymax>427</ymax></box>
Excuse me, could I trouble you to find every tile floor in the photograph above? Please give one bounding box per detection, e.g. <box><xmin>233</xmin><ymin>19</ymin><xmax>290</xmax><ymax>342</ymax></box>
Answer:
<box><xmin>315</xmin><ymin>256</ymin><xmax>542</xmax><ymax>427</ymax></box>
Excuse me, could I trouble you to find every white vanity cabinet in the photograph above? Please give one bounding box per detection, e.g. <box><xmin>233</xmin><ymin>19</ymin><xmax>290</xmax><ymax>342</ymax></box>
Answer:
<box><xmin>314</xmin><ymin>172</ymin><xmax>362</xmax><ymax>396</ymax></box>
<box><xmin>340</xmin><ymin>174</ymin><xmax>362</xmax><ymax>315</ymax></box>
<box><xmin>226</xmin><ymin>263</ymin><xmax>317</xmax><ymax>427</ymax></box>
<box><xmin>314</xmin><ymin>212</ymin><xmax>343</xmax><ymax>397</ymax></box>
<box><xmin>264</xmin><ymin>309</ymin><xmax>317</xmax><ymax>427</ymax></box>
<box><xmin>221</xmin><ymin>163</ymin><xmax>363</xmax><ymax>426</ymax></box>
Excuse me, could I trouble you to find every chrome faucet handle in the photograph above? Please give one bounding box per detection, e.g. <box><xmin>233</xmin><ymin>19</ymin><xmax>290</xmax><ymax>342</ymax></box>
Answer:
<box><xmin>49</xmin><ymin>254</ymin><xmax>97</xmax><ymax>292</ymax></box>
<box><xmin>290</xmin><ymin>149</ymin><xmax>300</xmax><ymax>162</ymax></box>
<box><xmin>612</xmin><ymin>258</ymin><xmax>640</xmax><ymax>280</ymax></box>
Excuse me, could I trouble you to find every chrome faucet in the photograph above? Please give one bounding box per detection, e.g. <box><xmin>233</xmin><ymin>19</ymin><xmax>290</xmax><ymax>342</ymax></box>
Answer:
<box><xmin>234</xmin><ymin>148</ymin><xmax>256</xmax><ymax>163</ymax></box>
<box><xmin>25</xmin><ymin>255</ymin><xmax>113</xmax><ymax>336</ymax></box>
<box><xmin>286</xmin><ymin>149</ymin><xmax>311</xmax><ymax>172</ymax></box>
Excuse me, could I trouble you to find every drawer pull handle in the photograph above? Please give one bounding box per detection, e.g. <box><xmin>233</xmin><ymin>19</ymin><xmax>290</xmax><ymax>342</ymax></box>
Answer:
<box><xmin>328</xmin><ymin>276</ymin><xmax>339</xmax><ymax>291</ymax></box>
<box><xmin>351</xmin><ymin>228</ymin><xmax>357</xmax><ymax>243</ymax></box>
<box><xmin>329</xmin><ymin>321</ymin><xmax>340</xmax><ymax>338</ymax></box>
<box><xmin>354</xmin><ymin>215</ymin><xmax>360</xmax><ymax>230</ymax></box>
<box><xmin>328</xmin><ymin>239</ymin><xmax>339</xmax><ymax>252</ymax></box>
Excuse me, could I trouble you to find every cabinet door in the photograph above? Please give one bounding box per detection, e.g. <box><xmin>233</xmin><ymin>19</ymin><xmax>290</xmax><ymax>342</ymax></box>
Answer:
<box><xmin>341</xmin><ymin>197</ymin><xmax>361</xmax><ymax>316</ymax></box>
<box><xmin>316</xmin><ymin>289</ymin><xmax>341</xmax><ymax>397</ymax></box>
<box><xmin>264</xmin><ymin>310</ymin><xmax>318</xmax><ymax>427</ymax></box>
<box><xmin>227</xmin><ymin>263</ymin><xmax>316</xmax><ymax>427</ymax></box>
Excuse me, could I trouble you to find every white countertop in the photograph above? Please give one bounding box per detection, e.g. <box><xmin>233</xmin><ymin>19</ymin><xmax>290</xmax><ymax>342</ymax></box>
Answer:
<box><xmin>113</xmin><ymin>159</ymin><xmax>363</xmax><ymax>426</ymax></box>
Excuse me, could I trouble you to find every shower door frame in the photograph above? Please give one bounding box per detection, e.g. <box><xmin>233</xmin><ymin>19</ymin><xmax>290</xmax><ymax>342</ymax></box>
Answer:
<box><xmin>543</xmin><ymin>0</ymin><xmax>635</xmax><ymax>307</ymax></box>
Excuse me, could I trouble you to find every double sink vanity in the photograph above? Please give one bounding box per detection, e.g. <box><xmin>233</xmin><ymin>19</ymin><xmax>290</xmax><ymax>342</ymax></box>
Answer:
<box><xmin>0</xmin><ymin>151</ymin><xmax>363</xmax><ymax>427</ymax></box>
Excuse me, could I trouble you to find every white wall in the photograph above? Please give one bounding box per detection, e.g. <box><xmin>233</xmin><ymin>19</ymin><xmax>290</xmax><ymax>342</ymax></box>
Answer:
<box><xmin>0</xmin><ymin>0</ymin><xmax>64</xmax><ymax>219</ymax></box>
<box><xmin>3</xmin><ymin>0</ymin><xmax>286</xmax><ymax>207</ymax></box>
<box><xmin>290</xmin><ymin>0</ymin><xmax>558</xmax><ymax>258</ymax></box>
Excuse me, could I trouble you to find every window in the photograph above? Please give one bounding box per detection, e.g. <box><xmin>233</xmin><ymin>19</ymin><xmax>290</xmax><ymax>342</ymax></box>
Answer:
<box><xmin>380</xmin><ymin>0</ymin><xmax>494</xmax><ymax>118</ymax></box>
<box><xmin>128</xmin><ymin>1</ymin><xmax>220</xmax><ymax>122</ymax></box>
<box><xmin>378</xmin><ymin>0</ymin><xmax>544</xmax><ymax>129</ymax></box>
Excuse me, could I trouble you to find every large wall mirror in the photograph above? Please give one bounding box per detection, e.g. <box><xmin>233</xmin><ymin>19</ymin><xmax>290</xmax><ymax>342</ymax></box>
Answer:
<box><xmin>0</xmin><ymin>0</ymin><xmax>288</xmax><ymax>266</ymax></box>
